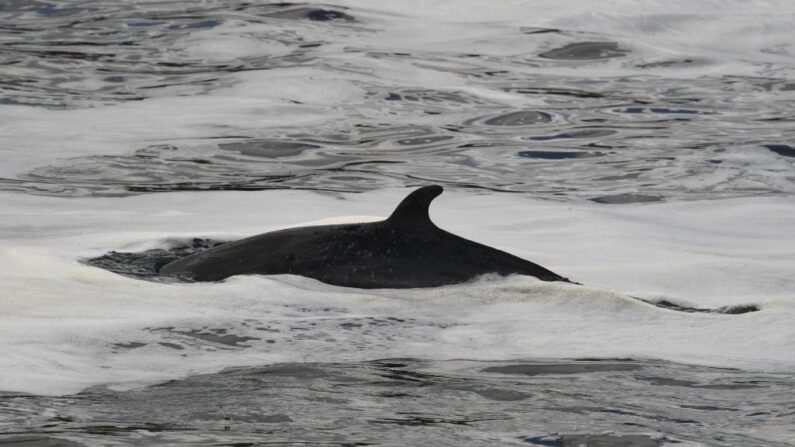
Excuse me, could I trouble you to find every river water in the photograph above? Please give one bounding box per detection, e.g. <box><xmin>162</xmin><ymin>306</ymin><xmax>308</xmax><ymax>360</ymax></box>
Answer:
<box><xmin>0</xmin><ymin>0</ymin><xmax>794</xmax><ymax>445</ymax></box>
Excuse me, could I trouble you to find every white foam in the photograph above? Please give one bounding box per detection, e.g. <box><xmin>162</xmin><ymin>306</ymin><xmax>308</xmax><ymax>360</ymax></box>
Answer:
<box><xmin>1</xmin><ymin>0</ymin><xmax>794</xmax><ymax>396</ymax></box>
<box><xmin>0</xmin><ymin>188</ymin><xmax>793</xmax><ymax>395</ymax></box>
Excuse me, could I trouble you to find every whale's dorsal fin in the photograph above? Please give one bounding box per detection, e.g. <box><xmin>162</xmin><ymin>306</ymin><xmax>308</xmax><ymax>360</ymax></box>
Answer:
<box><xmin>387</xmin><ymin>185</ymin><xmax>443</xmax><ymax>228</ymax></box>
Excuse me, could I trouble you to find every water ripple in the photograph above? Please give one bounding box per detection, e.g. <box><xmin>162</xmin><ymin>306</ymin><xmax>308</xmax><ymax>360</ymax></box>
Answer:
<box><xmin>2</xmin><ymin>359</ymin><xmax>792</xmax><ymax>446</ymax></box>
<box><xmin>1</xmin><ymin>0</ymin><xmax>794</xmax><ymax>201</ymax></box>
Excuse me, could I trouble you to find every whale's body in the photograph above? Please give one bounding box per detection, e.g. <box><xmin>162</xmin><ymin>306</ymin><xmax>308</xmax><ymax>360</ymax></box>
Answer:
<box><xmin>159</xmin><ymin>185</ymin><xmax>571</xmax><ymax>288</ymax></box>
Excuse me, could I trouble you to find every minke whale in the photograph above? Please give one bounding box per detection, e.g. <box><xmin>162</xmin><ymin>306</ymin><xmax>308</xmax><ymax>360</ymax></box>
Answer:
<box><xmin>159</xmin><ymin>185</ymin><xmax>572</xmax><ymax>288</ymax></box>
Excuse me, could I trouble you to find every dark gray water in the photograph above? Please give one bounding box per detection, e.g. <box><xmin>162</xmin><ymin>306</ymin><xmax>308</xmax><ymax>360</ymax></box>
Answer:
<box><xmin>2</xmin><ymin>359</ymin><xmax>794</xmax><ymax>446</ymax></box>
<box><xmin>1</xmin><ymin>0</ymin><xmax>793</xmax><ymax>201</ymax></box>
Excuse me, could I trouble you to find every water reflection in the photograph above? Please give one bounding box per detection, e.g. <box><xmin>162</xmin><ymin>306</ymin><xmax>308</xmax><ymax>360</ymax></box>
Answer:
<box><xmin>0</xmin><ymin>0</ymin><xmax>793</xmax><ymax>201</ymax></box>
<box><xmin>539</xmin><ymin>41</ymin><xmax>629</xmax><ymax>60</ymax></box>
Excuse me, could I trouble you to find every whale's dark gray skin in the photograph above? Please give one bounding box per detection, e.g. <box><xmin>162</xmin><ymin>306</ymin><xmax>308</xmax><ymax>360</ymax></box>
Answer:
<box><xmin>159</xmin><ymin>185</ymin><xmax>572</xmax><ymax>288</ymax></box>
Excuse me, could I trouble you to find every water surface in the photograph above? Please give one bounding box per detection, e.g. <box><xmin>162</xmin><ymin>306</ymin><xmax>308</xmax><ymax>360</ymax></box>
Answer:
<box><xmin>1</xmin><ymin>1</ymin><xmax>794</xmax><ymax>445</ymax></box>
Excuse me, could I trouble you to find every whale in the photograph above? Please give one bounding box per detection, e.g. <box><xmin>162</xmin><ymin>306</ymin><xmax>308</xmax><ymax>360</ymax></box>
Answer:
<box><xmin>158</xmin><ymin>185</ymin><xmax>573</xmax><ymax>288</ymax></box>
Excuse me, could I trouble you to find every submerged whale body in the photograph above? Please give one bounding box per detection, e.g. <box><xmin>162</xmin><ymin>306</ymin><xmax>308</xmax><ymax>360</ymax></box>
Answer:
<box><xmin>159</xmin><ymin>185</ymin><xmax>572</xmax><ymax>288</ymax></box>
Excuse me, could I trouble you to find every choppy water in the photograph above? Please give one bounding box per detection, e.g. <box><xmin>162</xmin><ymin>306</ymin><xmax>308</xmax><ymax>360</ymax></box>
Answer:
<box><xmin>1</xmin><ymin>0</ymin><xmax>794</xmax><ymax>200</ymax></box>
<box><xmin>3</xmin><ymin>360</ymin><xmax>794</xmax><ymax>446</ymax></box>
<box><xmin>1</xmin><ymin>0</ymin><xmax>794</xmax><ymax>446</ymax></box>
